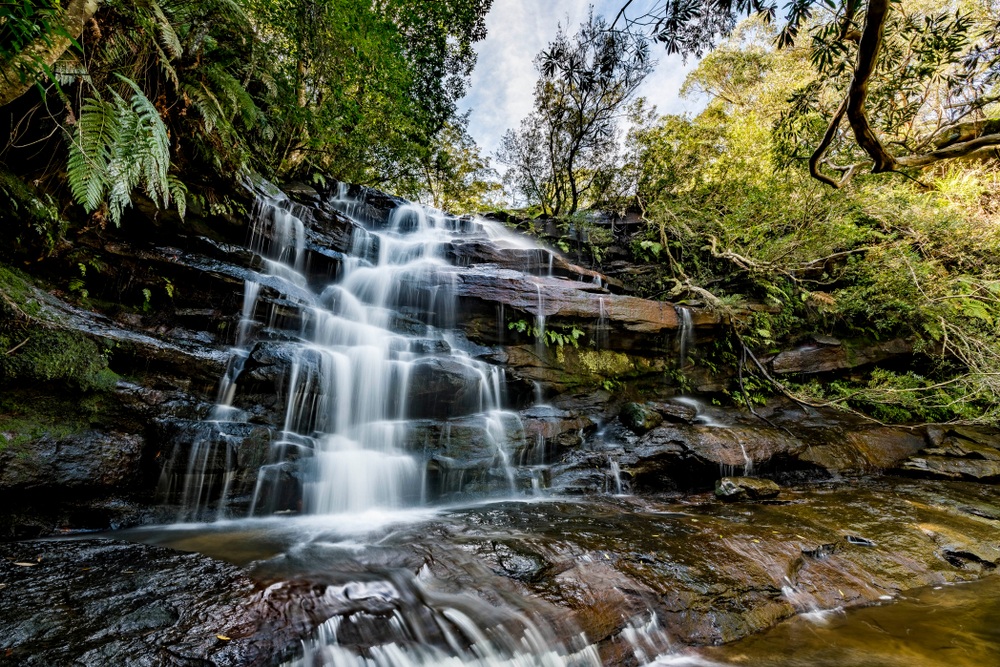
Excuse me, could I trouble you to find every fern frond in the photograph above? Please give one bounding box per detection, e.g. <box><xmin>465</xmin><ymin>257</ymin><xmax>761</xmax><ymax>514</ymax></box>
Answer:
<box><xmin>153</xmin><ymin>42</ymin><xmax>180</xmax><ymax>89</ymax></box>
<box><xmin>167</xmin><ymin>174</ymin><xmax>187</xmax><ymax>219</ymax></box>
<box><xmin>66</xmin><ymin>96</ymin><xmax>119</xmax><ymax>213</ymax></box>
<box><xmin>150</xmin><ymin>0</ymin><xmax>184</xmax><ymax>60</ymax></box>
<box><xmin>203</xmin><ymin>63</ymin><xmax>261</xmax><ymax>128</ymax></box>
<box><xmin>182</xmin><ymin>80</ymin><xmax>226</xmax><ymax>134</ymax></box>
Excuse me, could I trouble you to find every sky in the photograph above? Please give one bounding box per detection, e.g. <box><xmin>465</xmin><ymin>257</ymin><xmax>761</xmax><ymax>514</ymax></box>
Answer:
<box><xmin>459</xmin><ymin>0</ymin><xmax>704</xmax><ymax>156</ymax></box>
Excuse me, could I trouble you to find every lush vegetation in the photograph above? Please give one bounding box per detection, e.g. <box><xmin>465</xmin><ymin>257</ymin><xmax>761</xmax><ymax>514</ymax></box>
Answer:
<box><xmin>0</xmin><ymin>0</ymin><xmax>494</xmax><ymax>226</ymax></box>
<box><xmin>612</xmin><ymin>10</ymin><xmax>1000</xmax><ymax>425</ymax></box>
<box><xmin>3</xmin><ymin>0</ymin><xmax>1000</xmax><ymax>426</ymax></box>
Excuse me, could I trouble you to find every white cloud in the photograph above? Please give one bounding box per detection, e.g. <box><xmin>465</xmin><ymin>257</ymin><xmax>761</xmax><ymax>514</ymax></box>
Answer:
<box><xmin>460</xmin><ymin>0</ymin><xmax>704</xmax><ymax>156</ymax></box>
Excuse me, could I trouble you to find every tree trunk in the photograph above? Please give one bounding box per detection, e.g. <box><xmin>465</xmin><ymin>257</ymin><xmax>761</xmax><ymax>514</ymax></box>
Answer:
<box><xmin>0</xmin><ymin>0</ymin><xmax>100</xmax><ymax>108</ymax></box>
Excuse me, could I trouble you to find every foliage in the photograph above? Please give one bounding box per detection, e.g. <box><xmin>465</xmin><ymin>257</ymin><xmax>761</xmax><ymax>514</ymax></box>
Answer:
<box><xmin>393</xmin><ymin>118</ymin><xmax>502</xmax><ymax>213</ymax></box>
<box><xmin>508</xmin><ymin>319</ymin><xmax>586</xmax><ymax>348</ymax></box>
<box><xmin>67</xmin><ymin>76</ymin><xmax>182</xmax><ymax>226</ymax></box>
<box><xmin>0</xmin><ymin>170</ymin><xmax>66</xmax><ymax>260</ymax></box>
<box><xmin>621</xmin><ymin>16</ymin><xmax>1000</xmax><ymax>424</ymax></box>
<box><xmin>2</xmin><ymin>0</ymin><xmax>496</xmax><ymax>221</ymax></box>
<box><xmin>498</xmin><ymin>12</ymin><xmax>652</xmax><ymax>215</ymax></box>
<box><xmin>617</xmin><ymin>0</ymin><xmax>1000</xmax><ymax>186</ymax></box>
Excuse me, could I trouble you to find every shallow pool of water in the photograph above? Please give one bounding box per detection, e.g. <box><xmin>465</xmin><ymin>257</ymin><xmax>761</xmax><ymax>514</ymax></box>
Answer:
<box><xmin>696</xmin><ymin>575</ymin><xmax>1000</xmax><ymax>667</ymax></box>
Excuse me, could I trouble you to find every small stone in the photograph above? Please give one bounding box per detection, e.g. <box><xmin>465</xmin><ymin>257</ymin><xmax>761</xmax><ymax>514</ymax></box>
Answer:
<box><xmin>715</xmin><ymin>476</ymin><xmax>781</xmax><ymax>502</ymax></box>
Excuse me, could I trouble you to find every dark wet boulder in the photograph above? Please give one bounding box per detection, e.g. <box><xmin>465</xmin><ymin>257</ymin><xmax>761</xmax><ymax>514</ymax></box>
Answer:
<box><xmin>715</xmin><ymin>476</ymin><xmax>781</xmax><ymax>501</ymax></box>
<box><xmin>620</xmin><ymin>402</ymin><xmax>664</xmax><ymax>435</ymax></box>
<box><xmin>406</xmin><ymin>357</ymin><xmax>487</xmax><ymax>419</ymax></box>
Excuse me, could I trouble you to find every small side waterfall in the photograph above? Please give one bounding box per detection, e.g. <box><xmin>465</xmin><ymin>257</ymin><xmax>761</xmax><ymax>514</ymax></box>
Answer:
<box><xmin>676</xmin><ymin>306</ymin><xmax>694</xmax><ymax>368</ymax></box>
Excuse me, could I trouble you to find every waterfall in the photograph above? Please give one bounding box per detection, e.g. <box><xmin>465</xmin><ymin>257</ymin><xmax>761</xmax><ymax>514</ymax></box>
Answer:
<box><xmin>169</xmin><ymin>184</ymin><xmax>535</xmax><ymax>519</ymax></box>
<box><xmin>676</xmin><ymin>306</ymin><xmax>694</xmax><ymax>368</ymax></box>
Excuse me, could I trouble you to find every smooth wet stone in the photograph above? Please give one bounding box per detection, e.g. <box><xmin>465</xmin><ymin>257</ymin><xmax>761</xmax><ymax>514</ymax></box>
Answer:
<box><xmin>716</xmin><ymin>476</ymin><xmax>781</xmax><ymax>501</ymax></box>
<box><xmin>619</xmin><ymin>402</ymin><xmax>664</xmax><ymax>435</ymax></box>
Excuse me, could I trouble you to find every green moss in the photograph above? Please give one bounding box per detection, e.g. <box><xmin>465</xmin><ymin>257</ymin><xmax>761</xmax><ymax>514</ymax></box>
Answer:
<box><xmin>0</xmin><ymin>391</ymin><xmax>94</xmax><ymax>452</ymax></box>
<box><xmin>0</xmin><ymin>264</ymin><xmax>46</xmax><ymax>320</ymax></box>
<box><xmin>0</xmin><ymin>415</ymin><xmax>86</xmax><ymax>451</ymax></box>
<box><xmin>0</xmin><ymin>170</ymin><xmax>67</xmax><ymax>260</ymax></box>
<box><xmin>0</xmin><ymin>329</ymin><xmax>119</xmax><ymax>393</ymax></box>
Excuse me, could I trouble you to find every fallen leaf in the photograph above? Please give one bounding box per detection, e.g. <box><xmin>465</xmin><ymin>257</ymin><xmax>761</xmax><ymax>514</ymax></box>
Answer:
<box><xmin>216</xmin><ymin>635</ymin><xmax>231</xmax><ymax>642</ymax></box>
<box><xmin>13</xmin><ymin>562</ymin><xmax>36</xmax><ymax>567</ymax></box>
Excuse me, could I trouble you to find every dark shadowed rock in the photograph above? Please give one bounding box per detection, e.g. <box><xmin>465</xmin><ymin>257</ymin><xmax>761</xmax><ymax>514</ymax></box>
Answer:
<box><xmin>0</xmin><ymin>431</ymin><xmax>145</xmax><ymax>493</ymax></box>
<box><xmin>0</xmin><ymin>539</ymin><xmax>324</xmax><ymax>667</ymax></box>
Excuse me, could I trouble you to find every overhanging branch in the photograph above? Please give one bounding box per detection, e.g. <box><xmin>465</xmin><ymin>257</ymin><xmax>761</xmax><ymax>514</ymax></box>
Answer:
<box><xmin>0</xmin><ymin>0</ymin><xmax>99</xmax><ymax>108</ymax></box>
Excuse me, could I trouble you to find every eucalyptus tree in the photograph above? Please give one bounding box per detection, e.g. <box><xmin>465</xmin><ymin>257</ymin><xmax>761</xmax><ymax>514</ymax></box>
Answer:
<box><xmin>499</xmin><ymin>12</ymin><xmax>653</xmax><ymax>215</ymax></box>
<box><xmin>615</xmin><ymin>0</ymin><xmax>1000</xmax><ymax>187</ymax></box>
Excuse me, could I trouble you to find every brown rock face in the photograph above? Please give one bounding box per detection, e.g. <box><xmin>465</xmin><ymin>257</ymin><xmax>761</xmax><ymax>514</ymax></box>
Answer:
<box><xmin>898</xmin><ymin>426</ymin><xmax>1000</xmax><ymax>482</ymax></box>
<box><xmin>453</xmin><ymin>267</ymin><xmax>691</xmax><ymax>333</ymax></box>
<box><xmin>769</xmin><ymin>338</ymin><xmax>912</xmax><ymax>375</ymax></box>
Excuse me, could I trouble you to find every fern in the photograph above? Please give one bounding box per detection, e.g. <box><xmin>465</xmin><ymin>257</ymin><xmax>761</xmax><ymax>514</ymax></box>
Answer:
<box><xmin>66</xmin><ymin>75</ymin><xmax>184</xmax><ymax>226</ymax></box>
<box><xmin>67</xmin><ymin>96</ymin><xmax>119</xmax><ymax>213</ymax></box>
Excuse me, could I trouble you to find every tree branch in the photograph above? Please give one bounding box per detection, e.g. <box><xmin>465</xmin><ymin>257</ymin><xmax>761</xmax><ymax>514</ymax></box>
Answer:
<box><xmin>0</xmin><ymin>0</ymin><xmax>100</xmax><ymax>108</ymax></box>
<box><xmin>845</xmin><ymin>0</ymin><xmax>896</xmax><ymax>174</ymax></box>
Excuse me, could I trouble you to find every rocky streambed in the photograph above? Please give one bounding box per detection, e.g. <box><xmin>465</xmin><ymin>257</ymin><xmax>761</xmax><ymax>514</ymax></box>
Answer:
<box><xmin>1</xmin><ymin>179</ymin><xmax>999</xmax><ymax>665</ymax></box>
<box><xmin>2</xmin><ymin>478</ymin><xmax>998</xmax><ymax>665</ymax></box>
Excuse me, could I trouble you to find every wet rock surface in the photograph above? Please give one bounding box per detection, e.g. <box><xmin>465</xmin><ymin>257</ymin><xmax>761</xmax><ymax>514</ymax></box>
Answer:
<box><xmin>412</xmin><ymin>479</ymin><xmax>1000</xmax><ymax>651</ymax></box>
<box><xmin>898</xmin><ymin>426</ymin><xmax>1000</xmax><ymax>482</ymax></box>
<box><xmin>0</xmin><ymin>539</ymin><xmax>324</xmax><ymax>667</ymax></box>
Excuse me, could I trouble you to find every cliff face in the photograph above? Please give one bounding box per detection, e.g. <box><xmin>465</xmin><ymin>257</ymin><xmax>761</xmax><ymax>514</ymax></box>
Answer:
<box><xmin>1</xmin><ymin>177</ymin><xmax>995</xmax><ymax>536</ymax></box>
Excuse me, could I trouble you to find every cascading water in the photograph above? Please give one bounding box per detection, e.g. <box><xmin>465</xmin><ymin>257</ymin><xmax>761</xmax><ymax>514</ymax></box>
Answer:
<box><xmin>676</xmin><ymin>306</ymin><xmax>694</xmax><ymax>368</ymax></box>
<box><xmin>164</xmin><ymin>183</ymin><xmax>552</xmax><ymax>522</ymax></box>
<box><xmin>156</xmin><ymin>182</ymin><xmax>758</xmax><ymax>667</ymax></box>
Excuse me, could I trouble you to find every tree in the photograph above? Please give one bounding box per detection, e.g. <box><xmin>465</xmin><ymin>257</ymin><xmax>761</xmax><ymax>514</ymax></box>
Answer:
<box><xmin>615</xmin><ymin>0</ymin><xmax>1000</xmax><ymax>187</ymax></box>
<box><xmin>1</xmin><ymin>0</ymin><xmax>495</xmax><ymax>223</ymax></box>
<box><xmin>498</xmin><ymin>12</ymin><xmax>653</xmax><ymax>215</ymax></box>
<box><xmin>395</xmin><ymin>117</ymin><xmax>501</xmax><ymax>212</ymax></box>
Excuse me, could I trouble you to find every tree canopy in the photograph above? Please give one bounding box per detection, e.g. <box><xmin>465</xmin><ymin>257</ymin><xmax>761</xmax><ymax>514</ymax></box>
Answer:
<box><xmin>616</xmin><ymin>0</ymin><xmax>1000</xmax><ymax>187</ymax></box>
<box><xmin>498</xmin><ymin>12</ymin><xmax>652</xmax><ymax>215</ymax></box>
<box><xmin>0</xmin><ymin>0</ymin><xmax>493</xmax><ymax>223</ymax></box>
